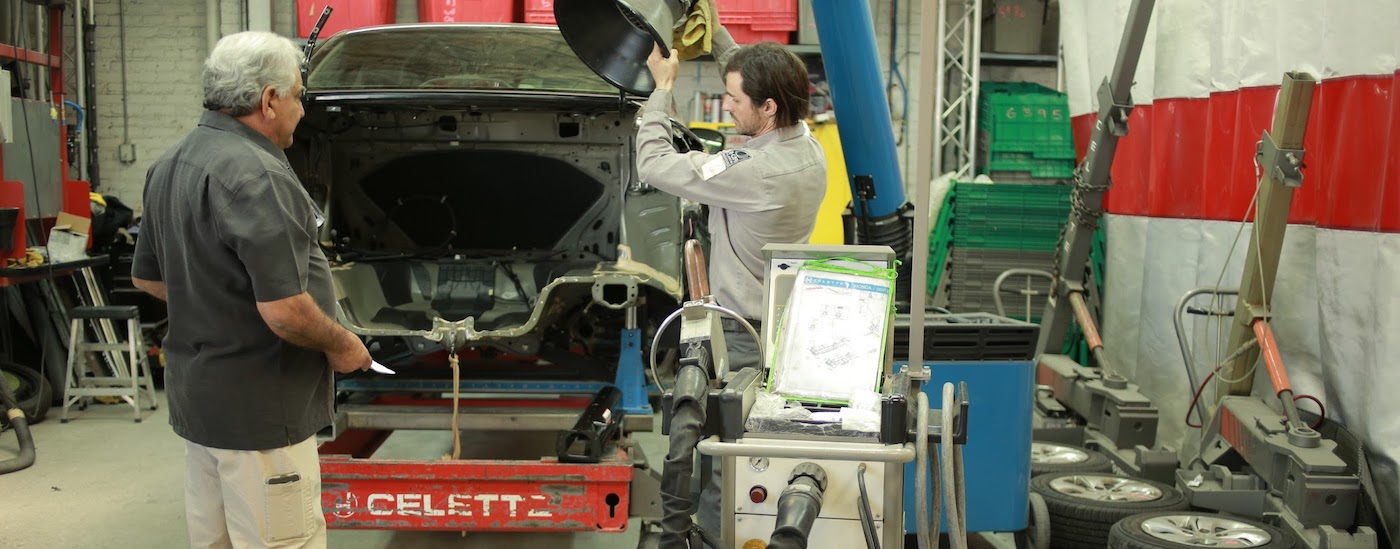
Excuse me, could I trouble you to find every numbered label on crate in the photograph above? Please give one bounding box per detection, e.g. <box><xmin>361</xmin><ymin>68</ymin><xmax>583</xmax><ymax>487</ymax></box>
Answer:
<box><xmin>1003</xmin><ymin>107</ymin><xmax>1064</xmax><ymax>121</ymax></box>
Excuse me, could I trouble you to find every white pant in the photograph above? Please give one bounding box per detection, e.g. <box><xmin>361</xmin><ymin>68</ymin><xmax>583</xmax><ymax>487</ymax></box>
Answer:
<box><xmin>184</xmin><ymin>436</ymin><xmax>327</xmax><ymax>549</ymax></box>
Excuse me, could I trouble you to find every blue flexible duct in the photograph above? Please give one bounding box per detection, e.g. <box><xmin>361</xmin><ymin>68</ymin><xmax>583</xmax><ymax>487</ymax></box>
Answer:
<box><xmin>64</xmin><ymin>100</ymin><xmax>84</xmax><ymax>131</ymax></box>
<box><xmin>810</xmin><ymin>0</ymin><xmax>906</xmax><ymax>218</ymax></box>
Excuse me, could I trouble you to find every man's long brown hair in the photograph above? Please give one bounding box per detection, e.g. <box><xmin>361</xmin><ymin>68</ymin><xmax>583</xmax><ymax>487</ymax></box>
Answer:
<box><xmin>724</xmin><ymin>43</ymin><xmax>810</xmax><ymax>127</ymax></box>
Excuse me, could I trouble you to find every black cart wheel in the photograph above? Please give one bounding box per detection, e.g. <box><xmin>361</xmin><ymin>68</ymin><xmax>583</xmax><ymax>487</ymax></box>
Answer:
<box><xmin>1030</xmin><ymin>441</ymin><xmax>1114</xmax><ymax>476</ymax></box>
<box><xmin>1108</xmin><ymin>511</ymin><xmax>1298</xmax><ymax>548</ymax></box>
<box><xmin>1030</xmin><ymin>472</ymin><xmax>1189</xmax><ymax>548</ymax></box>
<box><xmin>1025</xmin><ymin>491</ymin><xmax>1051</xmax><ymax>549</ymax></box>
<box><xmin>1</xmin><ymin>361</ymin><xmax>52</xmax><ymax>425</ymax></box>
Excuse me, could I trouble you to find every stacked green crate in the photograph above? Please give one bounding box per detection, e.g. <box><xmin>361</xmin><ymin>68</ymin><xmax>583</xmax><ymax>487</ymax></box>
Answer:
<box><xmin>977</xmin><ymin>82</ymin><xmax>1076</xmax><ymax>181</ymax></box>
<box><xmin>939</xmin><ymin>181</ymin><xmax>1109</xmax><ymax>358</ymax></box>
<box><xmin>945</xmin><ymin>181</ymin><xmax>1069</xmax><ymax>314</ymax></box>
<box><xmin>926</xmin><ymin>190</ymin><xmax>956</xmax><ymax>298</ymax></box>
<box><xmin>950</xmin><ymin>181</ymin><xmax>1071</xmax><ymax>252</ymax></box>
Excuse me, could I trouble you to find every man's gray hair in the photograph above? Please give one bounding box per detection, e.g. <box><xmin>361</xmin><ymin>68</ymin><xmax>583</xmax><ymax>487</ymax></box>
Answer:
<box><xmin>202</xmin><ymin>31</ymin><xmax>301</xmax><ymax>117</ymax></box>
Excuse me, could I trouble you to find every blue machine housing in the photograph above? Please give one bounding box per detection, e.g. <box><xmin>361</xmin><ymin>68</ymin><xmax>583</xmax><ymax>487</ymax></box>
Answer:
<box><xmin>900</xmin><ymin>361</ymin><xmax>1034</xmax><ymax>534</ymax></box>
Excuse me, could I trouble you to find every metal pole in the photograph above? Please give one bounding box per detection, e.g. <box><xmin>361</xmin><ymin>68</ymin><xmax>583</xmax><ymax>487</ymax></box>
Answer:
<box><xmin>931</xmin><ymin>0</ymin><xmax>949</xmax><ymax>179</ymax></box>
<box><xmin>74</xmin><ymin>0</ymin><xmax>89</xmax><ymax>181</ymax></box>
<box><xmin>1216</xmin><ymin>73</ymin><xmax>1316</xmax><ymax>398</ymax></box>
<box><xmin>1035</xmin><ymin>0</ymin><xmax>1155</xmax><ymax>355</ymax></box>
<box><xmin>965</xmin><ymin>0</ymin><xmax>981</xmax><ymax>178</ymax></box>
<box><xmin>247</xmin><ymin>0</ymin><xmax>272</xmax><ymax>32</ymax></box>
<box><xmin>207</xmin><ymin>0</ymin><xmax>222</xmax><ymax>54</ymax></box>
<box><xmin>908</xmin><ymin>0</ymin><xmax>940</xmax><ymax>373</ymax></box>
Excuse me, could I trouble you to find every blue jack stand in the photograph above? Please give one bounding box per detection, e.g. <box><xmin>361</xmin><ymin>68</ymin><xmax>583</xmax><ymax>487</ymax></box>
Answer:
<box><xmin>614</xmin><ymin>328</ymin><xmax>652</xmax><ymax>415</ymax></box>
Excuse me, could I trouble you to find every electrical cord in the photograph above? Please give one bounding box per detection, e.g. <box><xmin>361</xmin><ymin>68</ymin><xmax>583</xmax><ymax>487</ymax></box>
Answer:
<box><xmin>494</xmin><ymin>260</ymin><xmax>533</xmax><ymax>308</ymax></box>
<box><xmin>914</xmin><ymin>391</ymin><xmax>938</xmax><ymax>549</ymax></box>
<box><xmin>1185</xmin><ymin>338</ymin><xmax>1259</xmax><ymax>429</ymax></box>
<box><xmin>1293</xmin><ymin>393</ymin><xmax>1326</xmax><ymax>430</ymax></box>
<box><xmin>941</xmin><ymin>382</ymin><xmax>967</xmax><ymax>549</ymax></box>
<box><xmin>1205</xmin><ymin>184</ymin><xmax>1259</xmax><ymax>373</ymax></box>
<box><xmin>857</xmin><ymin>463</ymin><xmax>880</xmax><ymax>549</ymax></box>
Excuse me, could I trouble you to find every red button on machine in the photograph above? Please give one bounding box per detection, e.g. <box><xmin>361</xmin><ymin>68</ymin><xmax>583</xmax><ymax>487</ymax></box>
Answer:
<box><xmin>749</xmin><ymin>486</ymin><xmax>768</xmax><ymax>503</ymax></box>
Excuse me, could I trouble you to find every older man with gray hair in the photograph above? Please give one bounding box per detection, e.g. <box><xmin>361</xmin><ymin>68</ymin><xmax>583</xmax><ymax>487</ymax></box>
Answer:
<box><xmin>132</xmin><ymin>31</ymin><xmax>370</xmax><ymax>548</ymax></box>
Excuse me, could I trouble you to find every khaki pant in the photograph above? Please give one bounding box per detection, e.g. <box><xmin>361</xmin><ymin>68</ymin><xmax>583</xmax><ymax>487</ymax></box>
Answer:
<box><xmin>185</xmin><ymin>436</ymin><xmax>327</xmax><ymax>549</ymax></box>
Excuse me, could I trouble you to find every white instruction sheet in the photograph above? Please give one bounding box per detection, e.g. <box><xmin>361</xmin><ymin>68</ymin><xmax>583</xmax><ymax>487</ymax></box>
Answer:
<box><xmin>769</xmin><ymin>267</ymin><xmax>892</xmax><ymax>403</ymax></box>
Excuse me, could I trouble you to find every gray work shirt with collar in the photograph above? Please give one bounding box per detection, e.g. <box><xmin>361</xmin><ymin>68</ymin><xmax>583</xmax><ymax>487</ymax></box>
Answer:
<box><xmin>132</xmin><ymin>110</ymin><xmax>335</xmax><ymax>451</ymax></box>
<box><xmin>635</xmin><ymin>28</ymin><xmax>827</xmax><ymax>321</ymax></box>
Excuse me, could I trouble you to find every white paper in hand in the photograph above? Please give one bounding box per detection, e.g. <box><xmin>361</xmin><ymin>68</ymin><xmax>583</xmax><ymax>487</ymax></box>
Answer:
<box><xmin>369</xmin><ymin>360</ymin><xmax>396</xmax><ymax>375</ymax></box>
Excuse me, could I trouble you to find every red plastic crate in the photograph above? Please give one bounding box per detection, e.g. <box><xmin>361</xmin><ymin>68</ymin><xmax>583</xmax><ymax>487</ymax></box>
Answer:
<box><xmin>717</xmin><ymin>0</ymin><xmax>797</xmax><ymax>44</ymax></box>
<box><xmin>523</xmin><ymin>0</ymin><xmax>555</xmax><ymax>24</ymax></box>
<box><xmin>296</xmin><ymin>0</ymin><xmax>396</xmax><ymax>38</ymax></box>
<box><xmin>526</xmin><ymin>0</ymin><xmax>795</xmax><ymax>41</ymax></box>
<box><xmin>419</xmin><ymin>0</ymin><xmax>517</xmax><ymax>23</ymax></box>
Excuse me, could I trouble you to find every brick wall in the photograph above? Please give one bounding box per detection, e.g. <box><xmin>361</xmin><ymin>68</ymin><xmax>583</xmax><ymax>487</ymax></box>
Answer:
<box><xmin>81</xmin><ymin>0</ymin><xmax>424</xmax><ymax>210</ymax></box>
<box><xmin>86</xmin><ymin>0</ymin><xmax>207</xmax><ymax>207</ymax></box>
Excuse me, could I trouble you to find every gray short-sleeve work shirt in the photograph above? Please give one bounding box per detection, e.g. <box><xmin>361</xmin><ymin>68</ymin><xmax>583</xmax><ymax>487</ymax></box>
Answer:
<box><xmin>132</xmin><ymin>111</ymin><xmax>335</xmax><ymax>451</ymax></box>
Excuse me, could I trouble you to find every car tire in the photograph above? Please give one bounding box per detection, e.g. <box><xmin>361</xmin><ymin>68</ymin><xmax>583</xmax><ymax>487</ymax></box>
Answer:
<box><xmin>1030</xmin><ymin>472</ymin><xmax>1189</xmax><ymax>548</ymax></box>
<box><xmin>1030</xmin><ymin>440</ymin><xmax>1114</xmax><ymax>476</ymax></box>
<box><xmin>1108</xmin><ymin>511</ymin><xmax>1298</xmax><ymax>549</ymax></box>
<box><xmin>1</xmin><ymin>361</ymin><xmax>52</xmax><ymax>425</ymax></box>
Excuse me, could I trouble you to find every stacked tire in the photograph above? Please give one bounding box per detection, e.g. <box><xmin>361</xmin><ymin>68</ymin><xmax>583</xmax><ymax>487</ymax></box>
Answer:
<box><xmin>1030</xmin><ymin>441</ymin><xmax>1114</xmax><ymax>476</ymax></box>
<box><xmin>1108</xmin><ymin>511</ymin><xmax>1299</xmax><ymax>548</ymax></box>
<box><xmin>1030</xmin><ymin>472</ymin><xmax>1188</xmax><ymax>548</ymax></box>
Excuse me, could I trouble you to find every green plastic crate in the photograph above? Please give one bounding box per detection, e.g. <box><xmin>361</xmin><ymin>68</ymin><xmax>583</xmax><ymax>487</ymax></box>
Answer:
<box><xmin>950</xmin><ymin>233</ymin><xmax>1062</xmax><ymax>252</ymax></box>
<box><xmin>979</xmin><ymin>156</ymin><xmax>1076</xmax><ymax>179</ymax></box>
<box><xmin>926</xmin><ymin>190</ymin><xmax>956</xmax><ymax>296</ymax></box>
<box><xmin>978</xmin><ymin>82</ymin><xmax>1074</xmax><ymax>151</ymax></box>
<box><xmin>954</xmin><ymin>181</ymin><xmax>1073</xmax><ymax>199</ymax></box>
<box><xmin>979</xmin><ymin>127</ymin><xmax>1077</xmax><ymax>161</ymax></box>
<box><xmin>948</xmin><ymin>181</ymin><xmax>1073</xmax><ymax>251</ymax></box>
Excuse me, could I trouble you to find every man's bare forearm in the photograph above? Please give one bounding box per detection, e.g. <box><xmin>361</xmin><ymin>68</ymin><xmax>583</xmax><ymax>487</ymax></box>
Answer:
<box><xmin>256</xmin><ymin>292</ymin><xmax>359</xmax><ymax>353</ymax></box>
<box><xmin>132</xmin><ymin>277</ymin><xmax>168</xmax><ymax>301</ymax></box>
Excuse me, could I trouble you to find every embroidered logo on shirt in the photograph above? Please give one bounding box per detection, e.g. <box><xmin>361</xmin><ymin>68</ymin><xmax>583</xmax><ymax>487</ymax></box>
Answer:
<box><xmin>700</xmin><ymin>149</ymin><xmax>752</xmax><ymax>180</ymax></box>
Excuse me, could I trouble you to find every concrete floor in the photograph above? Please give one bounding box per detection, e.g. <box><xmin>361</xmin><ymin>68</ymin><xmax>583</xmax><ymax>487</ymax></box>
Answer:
<box><xmin>0</xmin><ymin>392</ymin><xmax>1016</xmax><ymax>549</ymax></box>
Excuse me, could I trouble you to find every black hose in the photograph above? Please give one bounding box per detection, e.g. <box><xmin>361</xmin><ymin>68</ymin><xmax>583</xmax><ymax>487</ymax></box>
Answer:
<box><xmin>0</xmin><ymin>368</ymin><xmax>36</xmax><ymax>474</ymax></box>
<box><xmin>768</xmin><ymin>463</ymin><xmax>828</xmax><ymax>549</ymax></box>
<box><xmin>692</xmin><ymin>525</ymin><xmax>720</xmax><ymax>549</ymax></box>
<box><xmin>659</xmin><ymin>346</ymin><xmax>712</xmax><ymax>549</ymax></box>
<box><xmin>857</xmin><ymin>464</ymin><xmax>881</xmax><ymax>549</ymax></box>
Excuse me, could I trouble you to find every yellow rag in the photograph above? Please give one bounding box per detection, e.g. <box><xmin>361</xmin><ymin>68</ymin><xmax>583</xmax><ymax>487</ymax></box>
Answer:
<box><xmin>5</xmin><ymin>248</ymin><xmax>45</xmax><ymax>268</ymax></box>
<box><xmin>673</xmin><ymin>0</ymin><xmax>716</xmax><ymax>61</ymax></box>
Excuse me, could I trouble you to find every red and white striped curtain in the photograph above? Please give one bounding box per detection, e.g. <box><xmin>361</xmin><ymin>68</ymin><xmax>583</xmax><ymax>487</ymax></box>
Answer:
<box><xmin>1062</xmin><ymin>0</ymin><xmax>1400</xmax><ymax>529</ymax></box>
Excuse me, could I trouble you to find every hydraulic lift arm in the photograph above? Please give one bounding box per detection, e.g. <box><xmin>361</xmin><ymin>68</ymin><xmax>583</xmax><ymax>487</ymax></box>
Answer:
<box><xmin>1179</xmin><ymin>73</ymin><xmax>1379</xmax><ymax>549</ymax></box>
<box><xmin>1036</xmin><ymin>0</ymin><xmax>1154</xmax><ymax>357</ymax></box>
<box><xmin>1215</xmin><ymin>73</ymin><xmax>1313</xmax><ymax>399</ymax></box>
<box><xmin>1030</xmin><ymin>0</ymin><xmax>1178</xmax><ymax>483</ymax></box>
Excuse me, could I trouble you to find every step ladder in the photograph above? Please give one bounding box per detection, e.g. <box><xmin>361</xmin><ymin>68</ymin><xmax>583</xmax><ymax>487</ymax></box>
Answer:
<box><xmin>61</xmin><ymin>305</ymin><xmax>158</xmax><ymax>422</ymax></box>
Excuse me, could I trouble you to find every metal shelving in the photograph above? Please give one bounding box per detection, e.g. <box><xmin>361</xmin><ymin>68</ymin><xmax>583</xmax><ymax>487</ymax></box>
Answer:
<box><xmin>932</xmin><ymin>0</ymin><xmax>982</xmax><ymax>181</ymax></box>
<box><xmin>981</xmin><ymin>52</ymin><xmax>1058</xmax><ymax>67</ymax></box>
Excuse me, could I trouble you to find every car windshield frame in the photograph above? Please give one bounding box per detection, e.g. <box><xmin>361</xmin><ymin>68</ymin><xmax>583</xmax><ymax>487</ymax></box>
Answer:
<box><xmin>306</xmin><ymin>24</ymin><xmax>620</xmax><ymax>95</ymax></box>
